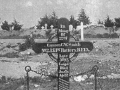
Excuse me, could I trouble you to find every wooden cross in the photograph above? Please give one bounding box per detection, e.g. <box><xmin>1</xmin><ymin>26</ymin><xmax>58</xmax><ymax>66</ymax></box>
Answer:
<box><xmin>32</xmin><ymin>27</ymin><xmax>93</xmax><ymax>90</ymax></box>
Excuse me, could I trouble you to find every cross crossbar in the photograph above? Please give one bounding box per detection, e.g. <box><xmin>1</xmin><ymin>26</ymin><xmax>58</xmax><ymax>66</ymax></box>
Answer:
<box><xmin>33</xmin><ymin>41</ymin><xmax>93</xmax><ymax>53</ymax></box>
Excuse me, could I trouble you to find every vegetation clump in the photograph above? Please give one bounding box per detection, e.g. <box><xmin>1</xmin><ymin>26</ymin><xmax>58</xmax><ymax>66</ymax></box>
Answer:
<box><xmin>19</xmin><ymin>35</ymin><xmax>34</xmax><ymax>51</ymax></box>
<box><xmin>1</xmin><ymin>19</ymin><xmax>22</xmax><ymax>31</ymax></box>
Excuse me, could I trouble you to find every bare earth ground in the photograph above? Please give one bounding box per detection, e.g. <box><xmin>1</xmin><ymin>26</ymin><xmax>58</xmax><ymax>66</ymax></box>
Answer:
<box><xmin>1</xmin><ymin>38</ymin><xmax>120</xmax><ymax>90</ymax></box>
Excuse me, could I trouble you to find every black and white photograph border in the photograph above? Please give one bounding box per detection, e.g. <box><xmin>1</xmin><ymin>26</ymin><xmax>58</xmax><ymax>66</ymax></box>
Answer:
<box><xmin>0</xmin><ymin>0</ymin><xmax>120</xmax><ymax>90</ymax></box>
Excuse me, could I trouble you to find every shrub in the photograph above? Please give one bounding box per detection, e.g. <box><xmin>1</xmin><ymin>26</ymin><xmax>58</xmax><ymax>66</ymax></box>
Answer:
<box><xmin>1</xmin><ymin>21</ymin><xmax>10</xmax><ymax>31</ymax></box>
<box><xmin>25</xmin><ymin>36</ymin><xmax>32</xmax><ymax>47</ymax></box>
<box><xmin>45</xmin><ymin>29</ymin><xmax>52</xmax><ymax>37</ymax></box>
<box><xmin>110</xmin><ymin>33</ymin><xmax>119</xmax><ymax>38</ymax></box>
<box><xmin>84</xmin><ymin>34</ymin><xmax>95</xmax><ymax>38</ymax></box>
<box><xmin>73</xmin><ymin>30</ymin><xmax>80</xmax><ymax>35</ymax></box>
<box><xmin>13</xmin><ymin>24</ymin><xmax>22</xmax><ymax>31</ymax></box>
<box><xmin>103</xmin><ymin>33</ymin><xmax>110</xmax><ymax>38</ymax></box>
<box><xmin>12</xmin><ymin>20</ymin><xmax>22</xmax><ymax>31</ymax></box>
<box><xmin>96</xmin><ymin>34</ymin><xmax>103</xmax><ymax>38</ymax></box>
<box><xmin>19</xmin><ymin>36</ymin><xmax>34</xmax><ymax>51</ymax></box>
<box><xmin>19</xmin><ymin>43</ymin><xmax>28</xmax><ymax>51</ymax></box>
<box><xmin>35</xmin><ymin>34</ymin><xmax>45</xmax><ymax>39</ymax></box>
<box><xmin>30</xmin><ymin>76</ymin><xmax>46</xmax><ymax>84</ymax></box>
<box><xmin>0</xmin><ymin>52</ymin><xmax>19</xmax><ymax>58</ymax></box>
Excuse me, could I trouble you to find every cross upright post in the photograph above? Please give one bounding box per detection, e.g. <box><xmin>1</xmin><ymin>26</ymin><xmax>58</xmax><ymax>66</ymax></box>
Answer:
<box><xmin>57</xmin><ymin>27</ymin><xmax>70</xmax><ymax>90</ymax></box>
<box><xmin>81</xmin><ymin>22</ymin><xmax>84</xmax><ymax>41</ymax></box>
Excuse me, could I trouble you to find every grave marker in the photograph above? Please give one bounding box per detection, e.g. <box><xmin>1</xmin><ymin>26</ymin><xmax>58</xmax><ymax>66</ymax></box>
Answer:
<box><xmin>45</xmin><ymin>23</ymin><xmax>48</xmax><ymax>29</ymax></box>
<box><xmin>41</xmin><ymin>26</ymin><xmax>44</xmax><ymax>30</ymax></box>
<box><xmin>32</xmin><ymin>26</ymin><xmax>93</xmax><ymax>90</ymax></box>
<box><xmin>69</xmin><ymin>24</ymin><xmax>73</xmax><ymax>31</ymax></box>
<box><xmin>50</xmin><ymin>25</ymin><xmax>54</xmax><ymax>29</ymax></box>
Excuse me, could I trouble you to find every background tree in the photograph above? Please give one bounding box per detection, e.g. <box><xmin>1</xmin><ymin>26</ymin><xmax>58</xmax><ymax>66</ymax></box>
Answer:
<box><xmin>69</xmin><ymin>15</ymin><xmax>77</xmax><ymax>29</ymax></box>
<box><xmin>50</xmin><ymin>11</ymin><xmax>58</xmax><ymax>28</ymax></box>
<box><xmin>36</xmin><ymin>21</ymin><xmax>41</xmax><ymax>29</ymax></box>
<box><xmin>104</xmin><ymin>16</ymin><xmax>114</xmax><ymax>37</ymax></box>
<box><xmin>104</xmin><ymin>16</ymin><xmax>114</xmax><ymax>27</ymax></box>
<box><xmin>37</xmin><ymin>14</ymin><xmax>51</xmax><ymax>29</ymax></box>
<box><xmin>114</xmin><ymin>18</ymin><xmax>120</xmax><ymax>30</ymax></box>
<box><xmin>98</xmin><ymin>19</ymin><xmax>103</xmax><ymax>24</ymax></box>
<box><xmin>58</xmin><ymin>17</ymin><xmax>69</xmax><ymax>30</ymax></box>
<box><xmin>37</xmin><ymin>12</ymin><xmax>58</xmax><ymax>29</ymax></box>
<box><xmin>78</xmin><ymin>9</ymin><xmax>90</xmax><ymax>25</ymax></box>
<box><xmin>11</xmin><ymin>19</ymin><xmax>22</xmax><ymax>31</ymax></box>
<box><xmin>1</xmin><ymin>20</ymin><xmax>10</xmax><ymax>31</ymax></box>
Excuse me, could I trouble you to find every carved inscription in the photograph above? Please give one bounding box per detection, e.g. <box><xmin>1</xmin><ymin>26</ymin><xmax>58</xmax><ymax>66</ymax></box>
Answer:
<box><xmin>58</xmin><ymin>29</ymin><xmax>70</xmax><ymax>90</ymax></box>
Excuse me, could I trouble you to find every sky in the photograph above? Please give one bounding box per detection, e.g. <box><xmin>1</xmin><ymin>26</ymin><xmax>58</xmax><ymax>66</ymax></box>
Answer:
<box><xmin>0</xmin><ymin>0</ymin><xmax>120</xmax><ymax>28</ymax></box>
